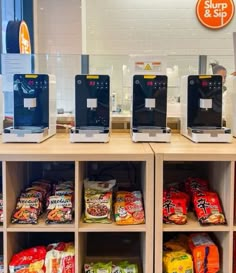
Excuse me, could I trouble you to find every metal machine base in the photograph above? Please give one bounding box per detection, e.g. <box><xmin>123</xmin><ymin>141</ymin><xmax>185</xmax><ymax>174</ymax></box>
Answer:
<box><xmin>132</xmin><ymin>127</ymin><xmax>171</xmax><ymax>142</ymax></box>
<box><xmin>2</xmin><ymin>127</ymin><xmax>54</xmax><ymax>143</ymax></box>
<box><xmin>184</xmin><ymin>127</ymin><xmax>232</xmax><ymax>143</ymax></box>
<box><xmin>70</xmin><ymin>127</ymin><xmax>110</xmax><ymax>143</ymax></box>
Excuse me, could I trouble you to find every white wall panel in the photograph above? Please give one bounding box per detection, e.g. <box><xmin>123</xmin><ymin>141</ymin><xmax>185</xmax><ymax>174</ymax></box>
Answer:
<box><xmin>86</xmin><ymin>0</ymin><xmax>236</xmax><ymax>56</ymax></box>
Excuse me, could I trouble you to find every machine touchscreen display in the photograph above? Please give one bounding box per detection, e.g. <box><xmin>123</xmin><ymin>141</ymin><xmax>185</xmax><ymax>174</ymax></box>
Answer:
<box><xmin>13</xmin><ymin>74</ymin><xmax>49</xmax><ymax>128</ymax></box>
<box><xmin>75</xmin><ymin>75</ymin><xmax>110</xmax><ymax>129</ymax></box>
<box><xmin>132</xmin><ymin>75</ymin><xmax>167</xmax><ymax>128</ymax></box>
<box><xmin>187</xmin><ymin>75</ymin><xmax>222</xmax><ymax>128</ymax></box>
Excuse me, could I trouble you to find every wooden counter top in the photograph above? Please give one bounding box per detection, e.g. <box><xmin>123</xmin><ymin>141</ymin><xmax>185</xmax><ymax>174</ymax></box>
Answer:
<box><xmin>0</xmin><ymin>133</ymin><xmax>236</xmax><ymax>161</ymax></box>
<box><xmin>150</xmin><ymin>134</ymin><xmax>236</xmax><ymax>161</ymax></box>
<box><xmin>0</xmin><ymin>133</ymin><xmax>153</xmax><ymax>161</ymax></box>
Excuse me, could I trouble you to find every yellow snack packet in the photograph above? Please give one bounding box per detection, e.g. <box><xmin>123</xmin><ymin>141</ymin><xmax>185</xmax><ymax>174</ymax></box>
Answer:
<box><xmin>163</xmin><ymin>251</ymin><xmax>193</xmax><ymax>273</ymax></box>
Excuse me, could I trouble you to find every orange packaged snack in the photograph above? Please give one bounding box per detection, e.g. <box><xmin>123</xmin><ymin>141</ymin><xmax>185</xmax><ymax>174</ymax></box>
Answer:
<box><xmin>114</xmin><ymin>191</ymin><xmax>145</xmax><ymax>225</ymax></box>
<box><xmin>188</xmin><ymin>233</ymin><xmax>220</xmax><ymax>273</ymax></box>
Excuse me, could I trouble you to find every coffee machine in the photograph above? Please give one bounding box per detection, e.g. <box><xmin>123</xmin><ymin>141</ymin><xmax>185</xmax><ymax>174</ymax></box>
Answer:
<box><xmin>70</xmin><ymin>75</ymin><xmax>110</xmax><ymax>142</ymax></box>
<box><xmin>224</xmin><ymin>75</ymin><xmax>236</xmax><ymax>137</ymax></box>
<box><xmin>2</xmin><ymin>74</ymin><xmax>56</xmax><ymax>143</ymax></box>
<box><xmin>131</xmin><ymin>75</ymin><xmax>171</xmax><ymax>142</ymax></box>
<box><xmin>181</xmin><ymin>75</ymin><xmax>232</xmax><ymax>143</ymax></box>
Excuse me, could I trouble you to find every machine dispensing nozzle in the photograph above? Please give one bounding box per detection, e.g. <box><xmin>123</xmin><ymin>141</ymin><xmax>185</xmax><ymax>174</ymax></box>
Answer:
<box><xmin>200</xmin><ymin>98</ymin><xmax>212</xmax><ymax>111</ymax></box>
<box><xmin>87</xmin><ymin>98</ymin><xmax>97</xmax><ymax>111</ymax></box>
<box><xmin>23</xmin><ymin>98</ymin><xmax>37</xmax><ymax>110</ymax></box>
<box><xmin>145</xmin><ymin>98</ymin><xmax>156</xmax><ymax>111</ymax></box>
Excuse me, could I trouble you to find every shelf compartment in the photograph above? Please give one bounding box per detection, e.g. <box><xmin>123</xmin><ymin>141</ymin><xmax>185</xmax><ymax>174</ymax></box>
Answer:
<box><xmin>162</xmin><ymin>231</ymin><xmax>232</xmax><ymax>273</ymax></box>
<box><xmin>6</xmin><ymin>232</ymin><xmax>75</xmax><ymax>272</ymax></box>
<box><xmin>5</xmin><ymin>161</ymin><xmax>76</xmax><ymax>229</ymax></box>
<box><xmin>78</xmin><ymin>232</ymin><xmax>144</xmax><ymax>273</ymax></box>
<box><xmin>162</xmin><ymin>161</ymin><xmax>233</xmax><ymax>228</ymax></box>
<box><xmin>79</xmin><ymin>161</ymin><xmax>152</xmax><ymax>229</ymax></box>
<box><xmin>79</xmin><ymin>220</ymin><xmax>147</xmax><ymax>232</ymax></box>
<box><xmin>163</xmin><ymin>212</ymin><xmax>230</xmax><ymax>232</ymax></box>
<box><xmin>155</xmin><ymin>160</ymin><xmax>234</xmax><ymax>273</ymax></box>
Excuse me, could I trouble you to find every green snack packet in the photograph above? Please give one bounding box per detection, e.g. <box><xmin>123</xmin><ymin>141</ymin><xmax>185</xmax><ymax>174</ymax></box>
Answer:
<box><xmin>93</xmin><ymin>262</ymin><xmax>112</xmax><ymax>273</ymax></box>
<box><xmin>118</xmin><ymin>261</ymin><xmax>138</xmax><ymax>273</ymax></box>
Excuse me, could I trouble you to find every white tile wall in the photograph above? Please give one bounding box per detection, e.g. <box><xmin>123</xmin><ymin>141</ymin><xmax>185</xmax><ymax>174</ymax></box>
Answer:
<box><xmin>34</xmin><ymin>0</ymin><xmax>82</xmax><ymax>112</ymax></box>
<box><xmin>34</xmin><ymin>0</ymin><xmax>236</xmax><ymax>112</ymax></box>
<box><xmin>86</xmin><ymin>0</ymin><xmax>236</xmax><ymax>56</ymax></box>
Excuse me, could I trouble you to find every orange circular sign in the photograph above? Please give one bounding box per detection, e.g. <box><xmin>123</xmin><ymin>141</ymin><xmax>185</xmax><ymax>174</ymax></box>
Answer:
<box><xmin>196</xmin><ymin>0</ymin><xmax>235</xmax><ymax>29</ymax></box>
<box><xmin>19</xmin><ymin>21</ymin><xmax>31</xmax><ymax>53</ymax></box>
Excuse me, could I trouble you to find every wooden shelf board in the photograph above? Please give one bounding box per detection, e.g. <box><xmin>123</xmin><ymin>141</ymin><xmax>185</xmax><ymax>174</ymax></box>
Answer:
<box><xmin>7</xmin><ymin>215</ymin><xmax>75</xmax><ymax>232</ymax></box>
<box><xmin>163</xmin><ymin>212</ymin><xmax>230</xmax><ymax>232</ymax></box>
<box><xmin>79</xmin><ymin>220</ymin><xmax>146</xmax><ymax>232</ymax></box>
<box><xmin>151</xmin><ymin>134</ymin><xmax>236</xmax><ymax>161</ymax></box>
<box><xmin>0</xmin><ymin>134</ymin><xmax>153</xmax><ymax>161</ymax></box>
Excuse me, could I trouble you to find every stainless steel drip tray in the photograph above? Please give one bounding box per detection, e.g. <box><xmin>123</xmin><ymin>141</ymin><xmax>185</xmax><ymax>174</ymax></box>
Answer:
<box><xmin>134</xmin><ymin>126</ymin><xmax>171</xmax><ymax>133</ymax></box>
<box><xmin>4</xmin><ymin>126</ymin><xmax>46</xmax><ymax>134</ymax></box>
<box><xmin>188</xmin><ymin>127</ymin><xmax>231</xmax><ymax>135</ymax></box>
<box><xmin>72</xmin><ymin>126</ymin><xmax>109</xmax><ymax>134</ymax></box>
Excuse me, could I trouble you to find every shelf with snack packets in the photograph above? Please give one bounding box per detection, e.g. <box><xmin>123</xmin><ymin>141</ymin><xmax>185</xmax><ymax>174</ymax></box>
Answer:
<box><xmin>151</xmin><ymin>135</ymin><xmax>236</xmax><ymax>273</ymax></box>
<box><xmin>5</xmin><ymin>161</ymin><xmax>76</xmax><ymax>232</ymax></box>
<box><xmin>6</xmin><ymin>232</ymin><xmax>75</xmax><ymax>273</ymax></box>
<box><xmin>0</xmin><ymin>134</ymin><xmax>154</xmax><ymax>273</ymax></box>
<box><xmin>79</xmin><ymin>177</ymin><xmax>146</xmax><ymax>232</ymax></box>
<box><xmin>162</xmin><ymin>231</ymin><xmax>228</xmax><ymax>273</ymax></box>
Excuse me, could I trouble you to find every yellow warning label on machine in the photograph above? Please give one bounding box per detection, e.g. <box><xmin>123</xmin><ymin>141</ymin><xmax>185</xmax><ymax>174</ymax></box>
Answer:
<box><xmin>199</xmin><ymin>75</ymin><xmax>212</xmax><ymax>79</ymax></box>
<box><xmin>144</xmin><ymin>75</ymin><xmax>156</xmax><ymax>79</ymax></box>
<box><xmin>144</xmin><ymin>64</ymin><xmax>152</xmax><ymax>70</ymax></box>
<box><xmin>87</xmin><ymin>75</ymin><xmax>99</xmax><ymax>79</ymax></box>
<box><xmin>25</xmin><ymin>75</ymin><xmax>38</xmax><ymax>78</ymax></box>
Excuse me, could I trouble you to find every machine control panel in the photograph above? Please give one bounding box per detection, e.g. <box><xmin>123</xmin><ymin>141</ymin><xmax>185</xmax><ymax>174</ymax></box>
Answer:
<box><xmin>13</xmin><ymin>74</ymin><xmax>49</xmax><ymax>127</ymax></box>
<box><xmin>132</xmin><ymin>75</ymin><xmax>167</xmax><ymax>129</ymax></box>
<box><xmin>187</xmin><ymin>75</ymin><xmax>223</xmax><ymax>128</ymax></box>
<box><xmin>75</xmin><ymin>75</ymin><xmax>110</xmax><ymax>128</ymax></box>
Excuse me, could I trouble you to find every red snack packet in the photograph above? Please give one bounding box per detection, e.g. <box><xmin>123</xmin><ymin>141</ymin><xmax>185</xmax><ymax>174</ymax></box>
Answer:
<box><xmin>9</xmin><ymin>246</ymin><xmax>46</xmax><ymax>273</ymax></box>
<box><xmin>185</xmin><ymin>177</ymin><xmax>209</xmax><ymax>196</ymax></box>
<box><xmin>163</xmin><ymin>191</ymin><xmax>188</xmax><ymax>225</ymax></box>
<box><xmin>193</xmin><ymin>191</ymin><xmax>226</xmax><ymax>225</ymax></box>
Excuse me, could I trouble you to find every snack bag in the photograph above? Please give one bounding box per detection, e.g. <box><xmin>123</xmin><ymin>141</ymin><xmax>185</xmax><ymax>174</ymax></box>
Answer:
<box><xmin>46</xmin><ymin>195</ymin><xmax>73</xmax><ymax>224</ymax></box>
<box><xmin>84</xmin><ymin>179</ymin><xmax>116</xmax><ymax>224</ymax></box>
<box><xmin>84</xmin><ymin>179</ymin><xmax>116</xmax><ymax>192</ymax></box>
<box><xmin>84</xmin><ymin>190</ymin><xmax>113</xmax><ymax>223</ymax></box>
<box><xmin>0</xmin><ymin>255</ymin><xmax>3</xmax><ymax>273</ymax></box>
<box><xmin>9</xmin><ymin>246</ymin><xmax>46</xmax><ymax>273</ymax></box>
<box><xmin>45</xmin><ymin>242</ymin><xmax>75</xmax><ymax>273</ymax></box>
<box><xmin>11</xmin><ymin>197</ymin><xmax>41</xmax><ymax>224</ymax></box>
<box><xmin>163</xmin><ymin>251</ymin><xmax>193</xmax><ymax>273</ymax></box>
<box><xmin>118</xmin><ymin>261</ymin><xmax>138</xmax><ymax>273</ymax></box>
<box><xmin>193</xmin><ymin>191</ymin><xmax>226</xmax><ymax>225</ymax></box>
<box><xmin>188</xmin><ymin>233</ymin><xmax>220</xmax><ymax>273</ymax></box>
<box><xmin>164</xmin><ymin>234</ymin><xmax>190</xmax><ymax>253</ymax></box>
<box><xmin>0</xmin><ymin>194</ymin><xmax>3</xmax><ymax>223</ymax></box>
<box><xmin>93</xmin><ymin>262</ymin><xmax>112</xmax><ymax>273</ymax></box>
<box><xmin>163</xmin><ymin>192</ymin><xmax>187</xmax><ymax>225</ymax></box>
<box><xmin>114</xmin><ymin>191</ymin><xmax>145</xmax><ymax>225</ymax></box>
<box><xmin>84</xmin><ymin>263</ymin><xmax>94</xmax><ymax>273</ymax></box>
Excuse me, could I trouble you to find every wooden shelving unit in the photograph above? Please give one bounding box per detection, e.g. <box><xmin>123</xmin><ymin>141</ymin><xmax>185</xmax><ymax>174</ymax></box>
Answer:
<box><xmin>151</xmin><ymin>134</ymin><xmax>236</xmax><ymax>273</ymax></box>
<box><xmin>0</xmin><ymin>134</ymin><xmax>154</xmax><ymax>273</ymax></box>
<box><xmin>1</xmin><ymin>133</ymin><xmax>236</xmax><ymax>272</ymax></box>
